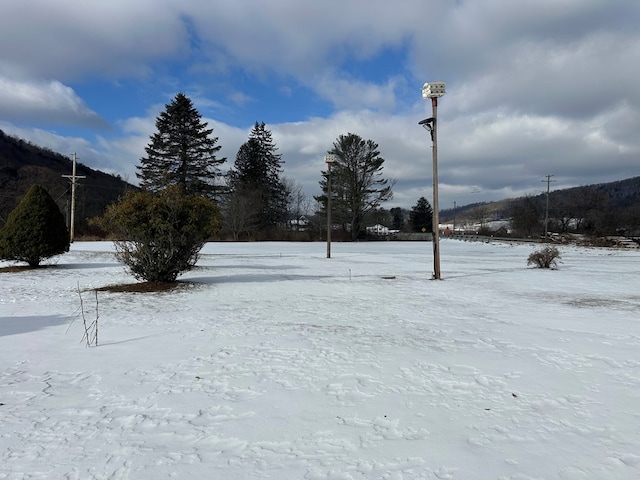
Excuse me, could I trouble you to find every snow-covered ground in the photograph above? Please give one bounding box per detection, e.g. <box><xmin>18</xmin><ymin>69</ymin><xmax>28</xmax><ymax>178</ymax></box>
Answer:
<box><xmin>1</xmin><ymin>240</ymin><xmax>639</xmax><ymax>480</ymax></box>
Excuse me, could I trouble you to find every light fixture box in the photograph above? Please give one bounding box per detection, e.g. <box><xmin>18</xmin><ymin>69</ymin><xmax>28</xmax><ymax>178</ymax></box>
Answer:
<box><xmin>422</xmin><ymin>82</ymin><xmax>446</xmax><ymax>98</ymax></box>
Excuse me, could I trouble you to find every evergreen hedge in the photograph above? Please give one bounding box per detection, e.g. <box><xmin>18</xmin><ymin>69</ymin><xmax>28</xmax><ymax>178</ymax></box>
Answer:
<box><xmin>0</xmin><ymin>185</ymin><xmax>69</xmax><ymax>267</ymax></box>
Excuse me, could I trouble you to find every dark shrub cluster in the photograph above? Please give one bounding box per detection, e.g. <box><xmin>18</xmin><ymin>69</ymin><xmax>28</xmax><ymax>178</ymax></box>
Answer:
<box><xmin>527</xmin><ymin>246</ymin><xmax>561</xmax><ymax>269</ymax></box>
<box><xmin>94</xmin><ymin>186</ymin><xmax>219</xmax><ymax>282</ymax></box>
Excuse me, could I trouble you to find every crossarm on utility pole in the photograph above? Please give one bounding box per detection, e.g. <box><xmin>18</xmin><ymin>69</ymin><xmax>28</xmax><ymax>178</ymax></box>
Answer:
<box><xmin>62</xmin><ymin>153</ymin><xmax>86</xmax><ymax>243</ymax></box>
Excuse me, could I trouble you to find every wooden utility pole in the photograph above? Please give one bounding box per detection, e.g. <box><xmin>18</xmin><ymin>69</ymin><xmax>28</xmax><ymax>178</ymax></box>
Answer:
<box><xmin>453</xmin><ymin>201</ymin><xmax>457</xmax><ymax>234</ymax></box>
<box><xmin>542</xmin><ymin>174</ymin><xmax>555</xmax><ymax>241</ymax></box>
<box><xmin>62</xmin><ymin>153</ymin><xmax>85</xmax><ymax>243</ymax></box>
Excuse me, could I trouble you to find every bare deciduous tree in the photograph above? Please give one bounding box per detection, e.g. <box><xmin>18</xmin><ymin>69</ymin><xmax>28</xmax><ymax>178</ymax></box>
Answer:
<box><xmin>221</xmin><ymin>188</ymin><xmax>262</xmax><ymax>240</ymax></box>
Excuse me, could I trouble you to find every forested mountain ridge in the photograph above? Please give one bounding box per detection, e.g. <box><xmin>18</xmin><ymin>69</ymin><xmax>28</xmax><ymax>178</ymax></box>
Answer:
<box><xmin>586</xmin><ymin>176</ymin><xmax>640</xmax><ymax>206</ymax></box>
<box><xmin>0</xmin><ymin>130</ymin><xmax>135</xmax><ymax>234</ymax></box>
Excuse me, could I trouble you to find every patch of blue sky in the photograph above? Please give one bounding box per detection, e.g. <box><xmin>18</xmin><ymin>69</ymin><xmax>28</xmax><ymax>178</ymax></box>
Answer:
<box><xmin>341</xmin><ymin>43</ymin><xmax>409</xmax><ymax>83</ymax></box>
<box><xmin>227</xmin><ymin>77</ymin><xmax>332</xmax><ymax>127</ymax></box>
<box><xmin>338</xmin><ymin>42</ymin><xmax>415</xmax><ymax>112</ymax></box>
<box><xmin>70</xmin><ymin>78</ymin><xmax>156</xmax><ymax>129</ymax></box>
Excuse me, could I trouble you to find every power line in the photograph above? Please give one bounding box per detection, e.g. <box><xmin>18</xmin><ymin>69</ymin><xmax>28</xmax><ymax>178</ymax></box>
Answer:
<box><xmin>62</xmin><ymin>153</ymin><xmax>86</xmax><ymax>243</ymax></box>
<box><xmin>542</xmin><ymin>174</ymin><xmax>556</xmax><ymax>240</ymax></box>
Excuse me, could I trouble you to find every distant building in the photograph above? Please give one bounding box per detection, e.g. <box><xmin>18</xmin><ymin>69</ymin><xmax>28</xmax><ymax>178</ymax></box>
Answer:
<box><xmin>366</xmin><ymin>224</ymin><xmax>390</xmax><ymax>236</ymax></box>
<box><xmin>288</xmin><ymin>216</ymin><xmax>309</xmax><ymax>231</ymax></box>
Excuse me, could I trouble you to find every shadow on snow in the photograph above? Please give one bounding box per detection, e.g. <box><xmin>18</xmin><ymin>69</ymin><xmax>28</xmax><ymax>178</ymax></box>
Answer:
<box><xmin>0</xmin><ymin>315</ymin><xmax>70</xmax><ymax>337</ymax></box>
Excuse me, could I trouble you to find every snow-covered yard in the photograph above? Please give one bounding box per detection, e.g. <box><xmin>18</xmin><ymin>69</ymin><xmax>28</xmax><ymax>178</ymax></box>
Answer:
<box><xmin>1</xmin><ymin>240</ymin><xmax>639</xmax><ymax>479</ymax></box>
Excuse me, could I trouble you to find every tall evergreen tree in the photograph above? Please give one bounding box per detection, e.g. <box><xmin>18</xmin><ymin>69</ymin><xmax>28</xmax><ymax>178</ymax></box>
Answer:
<box><xmin>0</xmin><ymin>185</ymin><xmax>69</xmax><ymax>267</ymax></box>
<box><xmin>317</xmin><ymin>133</ymin><xmax>394</xmax><ymax>240</ymax></box>
<box><xmin>101</xmin><ymin>93</ymin><xmax>223</xmax><ymax>282</ymax></box>
<box><xmin>409</xmin><ymin>196</ymin><xmax>434</xmax><ymax>233</ymax></box>
<box><xmin>137</xmin><ymin>93</ymin><xmax>225</xmax><ymax>197</ymax></box>
<box><xmin>226</xmin><ymin>122</ymin><xmax>287</xmax><ymax>230</ymax></box>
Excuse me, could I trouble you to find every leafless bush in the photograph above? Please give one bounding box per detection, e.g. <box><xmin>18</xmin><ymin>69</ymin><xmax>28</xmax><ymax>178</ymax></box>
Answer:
<box><xmin>76</xmin><ymin>283</ymin><xmax>99</xmax><ymax>347</ymax></box>
<box><xmin>527</xmin><ymin>246</ymin><xmax>561</xmax><ymax>269</ymax></box>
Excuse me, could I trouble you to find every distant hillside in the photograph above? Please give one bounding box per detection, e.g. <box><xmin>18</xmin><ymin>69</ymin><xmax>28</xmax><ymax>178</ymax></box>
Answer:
<box><xmin>440</xmin><ymin>176</ymin><xmax>640</xmax><ymax>236</ymax></box>
<box><xmin>555</xmin><ymin>177</ymin><xmax>640</xmax><ymax>208</ymax></box>
<box><xmin>442</xmin><ymin>177</ymin><xmax>640</xmax><ymax>220</ymax></box>
<box><xmin>0</xmin><ymin>130</ymin><xmax>135</xmax><ymax>235</ymax></box>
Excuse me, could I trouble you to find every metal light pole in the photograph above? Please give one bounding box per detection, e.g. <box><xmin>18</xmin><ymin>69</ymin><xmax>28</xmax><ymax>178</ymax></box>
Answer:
<box><xmin>325</xmin><ymin>154</ymin><xmax>336</xmax><ymax>258</ymax></box>
<box><xmin>420</xmin><ymin>81</ymin><xmax>445</xmax><ymax>279</ymax></box>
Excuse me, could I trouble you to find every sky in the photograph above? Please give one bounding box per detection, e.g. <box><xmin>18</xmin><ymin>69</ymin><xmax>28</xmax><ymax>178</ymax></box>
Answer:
<box><xmin>2</xmin><ymin>240</ymin><xmax>640</xmax><ymax>478</ymax></box>
<box><xmin>1</xmin><ymin>0</ymin><xmax>639</xmax><ymax>210</ymax></box>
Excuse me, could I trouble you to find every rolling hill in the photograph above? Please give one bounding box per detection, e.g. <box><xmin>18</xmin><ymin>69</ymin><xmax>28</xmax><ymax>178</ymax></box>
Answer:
<box><xmin>0</xmin><ymin>130</ymin><xmax>135</xmax><ymax>236</ymax></box>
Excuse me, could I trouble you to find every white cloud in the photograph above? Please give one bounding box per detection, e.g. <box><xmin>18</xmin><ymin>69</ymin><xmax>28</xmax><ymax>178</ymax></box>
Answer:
<box><xmin>1</xmin><ymin>1</ymin><xmax>639</xmax><ymax>209</ymax></box>
<box><xmin>0</xmin><ymin>0</ymin><xmax>187</xmax><ymax>81</ymax></box>
<box><xmin>0</xmin><ymin>77</ymin><xmax>106</xmax><ymax>128</ymax></box>
<box><xmin>312</xmin><ymin>74</ymin><xmax>403</xmax><ymax>112</ymax></box>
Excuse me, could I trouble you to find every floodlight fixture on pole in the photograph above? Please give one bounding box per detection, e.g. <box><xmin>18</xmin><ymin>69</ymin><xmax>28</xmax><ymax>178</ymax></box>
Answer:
<box><xmin>420</xmin><ymin>81</ymin><xmax>445</xmax><ymax>279</ymax></box>
<box><xmin>325</xmin><ymin>154</ymin><xmax>336</xmax><ymax>258</ymax></box>
<box><xmin>419</xmin><ymin>117</ymin><xmax>436</xmax><ymax>142</ymax></box>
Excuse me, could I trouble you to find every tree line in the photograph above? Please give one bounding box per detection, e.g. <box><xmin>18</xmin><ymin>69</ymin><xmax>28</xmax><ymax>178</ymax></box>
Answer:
<box><xmin>440</xmin><ymin>185</ymin><xmax>640</xmax><ymax>239</ymax></box>
<box><xmin>0</xmin><ymin>92</ymin><xmax>442</xmax><ymax>272</ymax></box>
<box><xmin>133</xmin><ymin>93</ymin><xmax>406</xmax><ymax>242</ymax></box>
<box><xmin>507</xmin><ymin>189</ymin><xmax>640</xmax><ymax>238</ymax></box>
<box><xmin>1</xmin><ymin>93</ymin><xmax>414</xmax><ymax>280</ymax></box>
<box><xmin>6</xmin><ymin>92</ymin><xmax>631</xmax><ymax>276</ymax></box>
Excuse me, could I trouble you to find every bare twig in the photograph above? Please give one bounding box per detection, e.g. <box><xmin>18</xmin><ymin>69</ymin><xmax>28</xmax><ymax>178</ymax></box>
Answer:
<box><xmin>93</xmin><ymin>289</ymin><xmax>99</xmax><ymax>346</ymax></box>
<box><xmin>76</xmin><ymin>283</ymin><xmax>99</xmax><ymax>347</ymax></box>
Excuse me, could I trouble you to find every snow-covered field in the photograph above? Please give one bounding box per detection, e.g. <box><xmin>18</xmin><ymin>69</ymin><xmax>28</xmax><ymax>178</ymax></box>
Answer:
<box><xmin>1</xmin><ymin>240</ymin><xmax>639</xmax><ymax>480</ymax></box>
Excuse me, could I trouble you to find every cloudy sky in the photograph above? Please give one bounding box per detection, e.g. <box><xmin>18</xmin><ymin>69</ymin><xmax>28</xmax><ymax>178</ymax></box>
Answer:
<box><xmin>1</xmin><ymin>1</ymin><xmax>638</xmax><ymax>209</ymax></box>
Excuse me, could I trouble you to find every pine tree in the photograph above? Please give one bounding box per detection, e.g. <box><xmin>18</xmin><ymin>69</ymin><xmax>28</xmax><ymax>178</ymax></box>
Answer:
<box><xmin>0</xmin><ymin>185</ymin><xmax>69</xmax><ymax>267</ymax></box>
<box><xmin>226</xmin><ymin>122</ymin><xmax>287</xmax><ymax>230</ymax></box>
<box><xmin>137</xmin><ymin>93</ymin><xmax>225</xmax><ymax>197</ymax></box>
<box><xmin>317</xmin><ymin>133</ymin><xmax>394</xmax><ymax>240</ymax></box>
<box><xmin>102</xmin><ymin>93</ymin><xmax>223</xmax><ymax>281</ymax></box>
<box><xmin>409</xmin><ymin>196</ymin><xmax>433</xmax><ymax>233</ymax></box>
